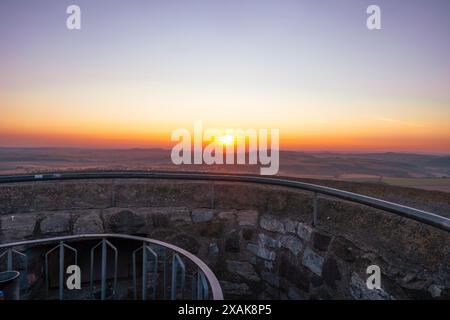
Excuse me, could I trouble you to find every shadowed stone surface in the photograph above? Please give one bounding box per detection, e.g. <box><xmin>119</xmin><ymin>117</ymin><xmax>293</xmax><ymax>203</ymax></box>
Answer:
<box><xmin>73</xmin><ymin>211</ymin><xmax>103</xmax><ymax>234</ymax></box>
<box><xmin>312</xmin><ymin>231</ymin><xmax>332</xmax><ymax>252</ymax></box>
<box><xmin>0</xmin><ymin>179</ymin><xmax>448</xmax><ymax>300</ymax></box>
<box><xmin>226</xmin><ymin>260</ymin><xmax>260</xmax><ymax>282</ymax></box>
<box><xmin>225</xmin><ymin>231</ymin><xmax>240</xmax><ymax>253</ymax></box>
<box><xmin>350</xmin><ymin>272</ymin><xmax>392</xmax><ymax>300</ymax></box>
<box><xmin>236</xmin><ymin>210</ymin><xmax>258</xmax><ymax>226</ymax></box>
<box><xmin>104</xmin><ymin>209</ymin><xmax>145</xmax><ymax>234</ymax></box>
<box><xmin>279</xmin><ymin>235</ymin><xmax>303</xmax><ymax>255</ymax></box>
<box><xmin>40</xmin><ymin>213</ymin><xmax>71</xmax><ymax>235</ymax></box>
<box><xmin>0</xmin><ymin>213</ymin><xmax>37</xmax><ymax>242</ymax></box>
<box><xmin>192</xmin><ymin>209</ymin><xmax>214</xmax><ymax>223</ymax></box>
<box><xmin>284</xmin><ymin>218</ymin><xmax>298</xmax><ymax>234</ymax></box>
<box><xmin>220</xmin><ymin>281</ymin><xmax>251</xmax><ymax>296</ymax></box>
<box><xmin>260</xmin><ymin>215</ymin><xmax>285</xmax><ymax>233</ymax></box>
<box><xmin>297</xmin><ymin>223</ymin><xmax>312</xmax><ymax>241</ymax></box>
<box><xmin>322</xmin><ymin>257</ymin><xmax>341</xmax><ymax>288</ymax></box>
<box><xmin>167</xmin><ymin>233</ymin><xmax>200</xmax><ymax>254</ymax></box>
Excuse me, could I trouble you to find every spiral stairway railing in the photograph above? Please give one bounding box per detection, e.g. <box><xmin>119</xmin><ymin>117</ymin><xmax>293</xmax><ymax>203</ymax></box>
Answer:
<box><xmin>0</xmin><ymin>234</ymin><xmax>223</xmax><ymax>300</ymax></box>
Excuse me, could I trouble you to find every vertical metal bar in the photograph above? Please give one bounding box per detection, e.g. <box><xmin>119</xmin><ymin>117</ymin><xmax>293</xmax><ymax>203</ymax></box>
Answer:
<box><xmin>199</xmin><ymin>271</ymin><xmax>209</xmax><ymax>300</ymax></box>
<box><xmin>104</xmin><ymin>240</ymin><xmax>118</xmax><ymax>299</ymax></box>
<box><xmin>45</xmin><ymin>253</ymin><xmax>49</xmax><ymax>297</ymax></box>
<box><xmin>59</xmin><ymin>242</ymin><xmax>64</xmax><ymax>300</ymax></box>
<box><xmin>6</xmin><ymin>249</ymin><xmax>13</xmax><ymax>271</ymax></box>
<box><xmin>151</xmin><ymin>249</ymin><xmax>158</xmax><ymax>300</ymax></box>
<box><xmin>180</xmin><ymin>260</ymin><xmax>185</xmax><ymax>299</ymax></box>
<box><xmin>90</xmin><ymin>247</ymin><xmax>95</xmax><ymax>294</ymax></box>
<box><xmin>144</xmin><ymin>245</ymin><xmax>158</xmax><ymax>300</ymax></box>
<box><xmin>163</xmin><ymin>248</ymin><xmax>167</xmax><ymax>299</ymax></box>
<box><xmin>313</xmin><ymin>192</ymin><xmax>318</xmax><ymax>226</ymax></box>
<box><xmin>142</xmin><ymin>242</ymin><xmax>148</xmax><ymax>300</ymax></box>
<box><xmin>171</xmin><ymin>255</ymin><xmax>177</xmax><ymax>300</ymax></box>
<box><xmin>45</xmin><ymin>243</ymin><xmax>61</xmax><ymax>298</ymax></box>
<box><xmin>197</xmin><ymin>272</ymin><xmax>202</xmax><ymax>300</ymax></box>
<box><xmin>132</xmin><ymin>249</ymin><xmax>137</xmax><ymax>299</ymax></box>
<box><xmin>11</xmin><ymin>250</ymin><xmax>29</xmax><ymax>291</ymax></box>
<box><xmin>101</xmin><ymin>239</ymin><xmax>107</xmax><ymax>300</ymax></box>
<box><xmin>171</xmin><ymin>254</ymin><xmax>185</xmax><ymax>300</ymax></box>
<box><xmin>113</xmin><ymin>245</ymin><xmax>118</xmax><ymax>298</ymax></box>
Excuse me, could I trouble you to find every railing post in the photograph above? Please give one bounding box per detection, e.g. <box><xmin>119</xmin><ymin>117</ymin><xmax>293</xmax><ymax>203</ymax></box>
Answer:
<box><xmin>199</xmin><ymin>271</ymin><xmax>209</xmax><ymax>300</ymax></box>
<box><xmin>132</xmin><ymin>250</ymin><xmax>137</xmax><ymax>299</ymax></box>
<box><xmin>90</xmin><ymin>247</ymin><xmax>94</xmax><ymax>295</ymax></box>
<box><xmin>163</xmin><ymin>248</ymin><xmax>167</xmax><ymax>299</ymax></box>
<box><xmin>171</xmin><ymin>256</ymin><xmax>177</xmax><ymax>300</ymax></box>
<box><xmin>171</xmin><ymin>254</ymin><xmax>185</xmax><ymax>300</ymax></box>
<box><xmin>197</xmin><ymin>272</ymin><xmax>202</xmax><ymax>300</ymax></box>
<box><xmin>101</xmin><ymin>239</ymin><xmax>107</xmax><ymax>300</ymax></box>
<box><xmin>142</xmin><ymin>242</ymin><xmax>148</xmax><ymax>300</ymax></box>
<box><xmin>59</xmin><ymin>241</ymin><xmax>64</xmax><ymax>300</ymax></box>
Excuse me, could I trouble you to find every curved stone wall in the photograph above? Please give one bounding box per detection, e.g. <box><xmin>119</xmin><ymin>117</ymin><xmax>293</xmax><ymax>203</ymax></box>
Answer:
<box><xmin>0</xmin><ymin>179</ymin><xmax>448</xmax><ymax>299</ymax></box>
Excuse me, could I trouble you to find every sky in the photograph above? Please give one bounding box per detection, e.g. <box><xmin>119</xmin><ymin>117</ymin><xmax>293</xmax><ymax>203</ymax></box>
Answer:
<box><xmin>0</xmin><ymin>0</ymin><xmax>449</xmax><ymax>153</ymax></box>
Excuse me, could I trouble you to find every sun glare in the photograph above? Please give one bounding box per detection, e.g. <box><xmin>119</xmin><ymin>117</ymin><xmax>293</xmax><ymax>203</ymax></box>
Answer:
<box><xmin>218</xmin><ymin>134</ymin><xmax>234</xmax><ymax>145</ymax></box>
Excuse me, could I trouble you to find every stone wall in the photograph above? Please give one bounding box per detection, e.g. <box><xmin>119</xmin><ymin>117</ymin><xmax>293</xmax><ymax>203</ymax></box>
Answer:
<box><xmin>0</xmin><ymin>179</ymin><xmax>448</xmax><ymax>299</ymax></box>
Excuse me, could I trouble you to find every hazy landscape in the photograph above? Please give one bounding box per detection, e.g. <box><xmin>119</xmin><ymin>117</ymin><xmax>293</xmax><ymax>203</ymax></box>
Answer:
<box><xmin>1</xmin><ymin>148</ymin><xmax>449</xmax><ymax>192</ymax></box>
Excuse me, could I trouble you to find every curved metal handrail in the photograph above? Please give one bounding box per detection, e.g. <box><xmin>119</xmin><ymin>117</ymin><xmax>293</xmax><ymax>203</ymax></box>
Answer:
<box><xmin>0</xmin><ymin>171</ymin><xmax>449</xmax><ymax>232</ymax></box>
<box><xmin>0</xmin><ymin>233</ymin><xmax>224</xmax><ymax>300</ymax></box>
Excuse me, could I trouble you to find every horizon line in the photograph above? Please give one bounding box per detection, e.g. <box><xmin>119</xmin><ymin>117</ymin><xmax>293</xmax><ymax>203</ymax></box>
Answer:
<box><xmin>0</xmin><ymin>146</ymin><xmax>448</xmax><ymax>156</ymax></box>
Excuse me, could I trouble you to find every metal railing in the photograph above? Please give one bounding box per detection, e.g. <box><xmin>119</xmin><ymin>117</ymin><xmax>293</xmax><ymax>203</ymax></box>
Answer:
<box><xmin>0</xmin><ymin>234</ymin><xmax>223</xmax><ymax>300</ymax></box>
<box><xmin>0</xmin><ymin>171</ymin><xmax>448</xmax><ymax>232</ymax></box>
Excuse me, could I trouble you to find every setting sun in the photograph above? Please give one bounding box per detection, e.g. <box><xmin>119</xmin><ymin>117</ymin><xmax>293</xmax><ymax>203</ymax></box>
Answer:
<box><xmin>218</xmin><ymin>135</ymin><xmax>234</xmax><ymax>145</ymax></box>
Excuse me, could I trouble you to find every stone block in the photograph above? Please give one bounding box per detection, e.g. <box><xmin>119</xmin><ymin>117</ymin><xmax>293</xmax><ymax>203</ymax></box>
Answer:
<box><xmin>0</xmin><ymin>214</ymin><xmax>36</xmax><ymax>242</ymax></box>
<box><xmin>329</xmin><ymin>237</ymin><xmax>359</xmax><ymax>262</ymax></box>
<box><xmin>350</xmin><ymin>272</ymin><xmax>392</xmax><ymax>300</ymax></box>
<box><xmin>302</xmin><ymin>247</ymin><xmax>324</xmax><ymax>276</ymax></box>
<box><xmin>40</xmin><ymin>213</ymin><xmax>71</xmax><ymax>235</ymax></box>
<box><xmin>167</xmin><ymin>234</ymin><xmax>200</xmax><ymax>254</ymax></box>
<box><xmin>236</xmin><ymin>210</ymin><xmax>258</xmax><ymax>226</ymax></box>
<box><xmin>192</xmin><ymin>209</ymin><xmax>214</xmax><ymax>223</ymax></box>
<box><xmin>103</xmin><ymin>209</ymin><xmax>146</xmax><ymax>234</ymax></box>
<box><xmin>322</xmin><ymin>257</ymin><xmax>341</xmax><ymax>288</ymax></box>
<box><xmin>279</xmin><ymin>235</ymin><xmax>303</xmax><ymax>255</ymax></box>
<box><xmin>256</xmin><ymin>247</ymin><xmax>276</xmax><ymax>261</ymax></box>
<box><xmin>225</xmin><ymin>231</ymin><xmax>240</xmax><ymax>253</ymax></box>
<box><xmin>261</xmin><ymin>271</ymin><xmax>280</xmax><ymax>287</ymax></box>
<box><xmin>312</xmin><ymin>231</ymin><xmax>332</xmax><ymax>252</ymax></box>
<box><xmin>284</xmin><ymin>218</ymin><xmax>298</xmax><ymax>234</ymax></box>
<box><xmin>258</xmin><ymin>233</ymin><xmax>279</xmax><ymax>248</ymax></box>
<box><xmin>226</xmin><ymin>260</ymin><xmax>260</xmax><ymax>282</ymax></box>
<box><xmin>260</xmin><ymin>215</ymin><xmax>285</xmax><ymax>233</ymax></box>
<box><xmin>220</xmin><ymin>281</ymin><xmax>252</xmax><ymax>296</ymax></box>
<box><xmin>297</xmin><ymin>223</ymin><xmax>312</xmax><ymax>241</ymax></box>
<box><xmin>73</xmin><ymin>211</ymin><xmax>103</xmax><ymax>234</ymax></box>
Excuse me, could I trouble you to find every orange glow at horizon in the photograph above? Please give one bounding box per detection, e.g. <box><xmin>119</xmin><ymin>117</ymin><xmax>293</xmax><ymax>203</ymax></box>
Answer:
<box><xmin>1</xmin><ymin>125</ymin><xmax>449</xmax><ymax>153</ymax></box>
<box><xmin>1</xmin><ymin>90</ymin><xmax>449</xmax><ymax>153</ymax></box>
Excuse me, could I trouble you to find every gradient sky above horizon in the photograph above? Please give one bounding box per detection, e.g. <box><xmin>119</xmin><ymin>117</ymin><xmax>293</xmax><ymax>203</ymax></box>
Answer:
<box><xmin>1</xmin><ymin>0</ymin><xmax>449</xmax><ymax>153</ymax></box>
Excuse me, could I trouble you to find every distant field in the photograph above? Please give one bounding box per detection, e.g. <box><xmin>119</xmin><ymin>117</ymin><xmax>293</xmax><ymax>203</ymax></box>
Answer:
<box><xmin>381</xmin><ymin>177</ymin><xmax>450</xmax><ymax>193</ymax></box>
<box><xmin>0</xmin><ymin>148</ymin><xmax>449</xmax><ymax>192</ymax></box>
<box><xmin>338</xmin><ymin>176</ymin><xmax>450</xmax><ymax>192</ymax></box>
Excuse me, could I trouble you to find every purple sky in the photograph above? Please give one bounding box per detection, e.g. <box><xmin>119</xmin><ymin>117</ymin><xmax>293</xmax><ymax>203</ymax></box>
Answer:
<box><xmin>1</xmin><ymin>0</ymin><xmax>449</xmax><ymax>152</ymax></box>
